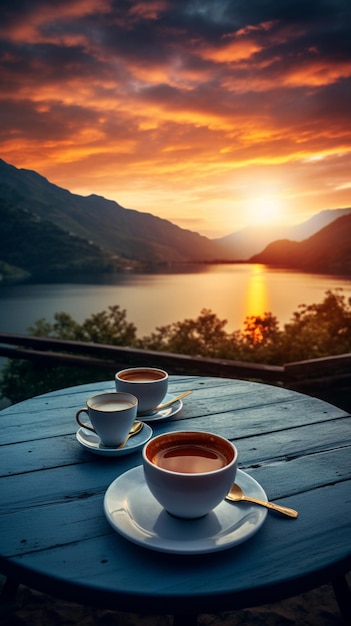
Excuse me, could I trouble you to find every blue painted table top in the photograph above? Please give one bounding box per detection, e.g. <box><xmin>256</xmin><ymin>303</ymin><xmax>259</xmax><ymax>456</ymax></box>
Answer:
<box><xmin>0</xmin><ymin>376</ymin><xmax>350</xmax><ymax>615</ymax></box>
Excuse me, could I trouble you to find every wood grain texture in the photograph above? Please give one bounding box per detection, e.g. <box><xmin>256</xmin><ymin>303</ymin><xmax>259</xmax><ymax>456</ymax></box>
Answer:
<box><xmin>1</xmin><ymin>376</ymin><xmax>350</xmax><ymax>616</ymax></box>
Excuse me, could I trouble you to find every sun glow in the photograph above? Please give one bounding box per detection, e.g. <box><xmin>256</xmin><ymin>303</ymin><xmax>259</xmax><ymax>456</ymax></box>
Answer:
<box><xmin>246</xmin><ymin>195</ymin><xmax>284</xmax><ymax>226</ymax></box>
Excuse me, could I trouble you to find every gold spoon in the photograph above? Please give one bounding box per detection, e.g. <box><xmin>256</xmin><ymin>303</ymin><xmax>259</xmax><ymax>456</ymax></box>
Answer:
<box><xmin>226</xmin><ymin>484</ymin><xmax>298</xmax><ymax>518</ymax></box>
<box><xmin>138</xmin><ymin>390</ymin><xmax>192</xmax><ymax>415</ymax></box>
<box><xmin>117</xmin><ymin>420</ymin><xmax>144</xmax><ymax>449</ymax></box>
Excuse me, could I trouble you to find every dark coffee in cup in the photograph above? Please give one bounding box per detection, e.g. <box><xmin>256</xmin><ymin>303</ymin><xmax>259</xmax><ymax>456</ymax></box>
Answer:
<box><xmin>118</xmin><ymin>369</ymin><xmax>165</xmax><ymax>383</ymax></box>
<box><xmin>142</xmin><ymin>431</ymin><xmax>238</xmax><ymax>518</ymax></box>
<box><xmin>151</xmin><ymin>443</ymin><xmax>228</xmax><ymax>473</ymax></box>
<box><xmin>115</xmin><ymin>367</ymin><xmax>168</xmax><ymax>413</ymax></box>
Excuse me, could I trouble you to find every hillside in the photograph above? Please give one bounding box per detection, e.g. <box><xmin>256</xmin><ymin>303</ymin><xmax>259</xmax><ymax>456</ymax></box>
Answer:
<box><xmin>214</xmin><ymin>207</ymin><xmax>351</xmax><ymax>259</ymax></box>
<box><xmin>250</xmin><ymin>214</ymin><xmax>351</xmax><ymax>275</ymax></box>
<box><xmin>0</xmin><ymin>202</ymin><xmax>120</xmax><ymax>281</ymax></box>
<box><xmin>1</xmin><ymin>158</ymin><xmax>350</xmax><ymax>281</ymax></box>
<box><xmin>0</xmin><ymin>159</ymin><xmax>224</xmax><ymax>278</ymax></box>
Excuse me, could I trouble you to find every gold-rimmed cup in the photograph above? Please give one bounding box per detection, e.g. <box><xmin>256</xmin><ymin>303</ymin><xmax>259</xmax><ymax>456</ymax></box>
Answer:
<box><xmin>142</xmin><ymin>430</ymin><xmax>238</xmax><ymax>518</ymax></box>
<box><xmin>115</xmin><ymin>367</ymin><xmax>168</xmax><ymax>414</ymax></box>
<box><xmin>76</xmin><ymin>391</ymin><xmax>138</xmax><ymax>447</ymax></box>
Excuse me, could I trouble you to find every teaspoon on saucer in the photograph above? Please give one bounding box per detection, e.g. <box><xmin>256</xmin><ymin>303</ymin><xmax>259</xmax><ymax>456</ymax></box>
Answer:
<box><xmin>138</xmin><ymin>390</ymin><xmax>192</xmax><ymax>415</ymax></box>
<box><xmin>117</xmin><ymin>420</ymin><xmax>144</xmax><ymax>449</ymax></box>
<box><xmin>226</xmin><ymin>484</ymin><xmax>298</xmax><ymax>518</ymax></box>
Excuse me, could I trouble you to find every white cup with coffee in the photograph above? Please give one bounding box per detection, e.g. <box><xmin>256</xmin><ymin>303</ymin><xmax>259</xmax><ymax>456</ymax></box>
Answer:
<box><xmin>115</xmin><ymin>367</ymin><xmax>168</xmax><ymax>414</ymax></box>
<box><xmin>142</xmin><ymin>430</ymin><xmax>238</xmax><ymax>518</ymax></box>
<box><xmin>76</xmin><ymin>391</ymin><xmax>138</xmax><ymax>447</ymax></box>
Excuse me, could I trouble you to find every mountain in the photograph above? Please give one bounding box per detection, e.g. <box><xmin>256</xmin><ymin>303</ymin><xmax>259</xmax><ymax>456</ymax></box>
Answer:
<box><xmin>250</xmin><ymin>214</ymin><xmax>351</xmax><ymax>274</ymax></box>
<box><xmin>0</xmin><ymin>158</ymin><xmax>224</xmax><ymax>279</ymax></box>
<box><xmin>0</xmin><ymin>201</ymin><xmax>118</xmax><ymax>281</ymax></box>
<box><xmin>214</xmin><ymin>208</ymin><xmax>351</xmax><ymax>259</ymax></box>
<box><xmin>1</xmin><ymin>158</ymin><xmax>350</xmax><ymax>281</ymax></box>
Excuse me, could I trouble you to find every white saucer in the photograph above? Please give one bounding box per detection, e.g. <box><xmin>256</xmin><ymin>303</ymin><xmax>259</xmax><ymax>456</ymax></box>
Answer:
<box><xmin>138</xmin><ymin>393</ymin><xmax>183</xmax><ymax>422</ymax></box>
<box><xmin>76</xmin><ymin>423</ymin><xmax>152</xmax><ymax>456</ymax></box>
<box><xmin>104</xmin><ymin>467</ymin><xmax>267</xmax><ymax>553</ymax></box>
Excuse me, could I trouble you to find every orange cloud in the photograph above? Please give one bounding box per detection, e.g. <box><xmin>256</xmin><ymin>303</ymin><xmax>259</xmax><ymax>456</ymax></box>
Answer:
<box><xmin>1</xmin><ymin>0</ymin><xmax>112</xmax><ymax>43</ymax></box>
<box><xmin>283</xmin><ymin>60</ymin><xmax>351</xmax><ymax>87</ymax></box>
<box><xmin>200</xmin><ymin>37</ymin><xmax>262</xmax><ymax>63</ymax></box>
<box><xmin>0</xmin><ymin>0</ymin><xmax>350</xmax><ymax>236</ymax></box>
<box><xmin>129</xmin><ymin>1</ymin><xmax>169</xmax><ymax>21</ymax></box>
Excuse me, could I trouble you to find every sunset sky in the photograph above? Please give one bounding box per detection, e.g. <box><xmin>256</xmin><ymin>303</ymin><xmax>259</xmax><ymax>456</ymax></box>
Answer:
<box><xmin>1</xmin><ymin>0</ymin><xmax>351</xmax><ymax>238</ymax></box>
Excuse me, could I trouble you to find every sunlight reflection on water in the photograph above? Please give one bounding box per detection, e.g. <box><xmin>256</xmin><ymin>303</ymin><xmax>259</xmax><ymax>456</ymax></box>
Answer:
<box><xmin>245</xmin><ymin>264</ymin><xmax>269</xmax><ymax>320</ymax></box>
<box><xmin>0</xmin><ymin>264</ymin><xmax>350</xmax><ymax>337</ymax></box>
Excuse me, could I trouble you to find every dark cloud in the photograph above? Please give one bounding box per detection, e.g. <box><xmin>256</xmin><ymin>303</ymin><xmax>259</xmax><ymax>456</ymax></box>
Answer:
<box><xmin>0</xmin><ymin>0</ymin><xmax>350</xmax><ymax>234</ymax></box>
<box><xmin>0</xmin><ymin>98</ymin><xmax>103</xmax><ymax>143</ymax></box>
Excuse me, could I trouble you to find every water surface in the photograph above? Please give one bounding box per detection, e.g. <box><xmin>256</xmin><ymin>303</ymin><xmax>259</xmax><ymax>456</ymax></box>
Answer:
<box><xmin>1</xmin><ymin>264</ymin><xmax>350</xmax><ymax>337</ymax></box>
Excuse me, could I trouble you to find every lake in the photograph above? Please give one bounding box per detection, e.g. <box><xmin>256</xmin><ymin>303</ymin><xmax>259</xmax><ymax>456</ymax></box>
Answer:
<box><xmin>1</xmin><ymin>264</ymin><xmax>351</xmax><ymax>338</ymax></box>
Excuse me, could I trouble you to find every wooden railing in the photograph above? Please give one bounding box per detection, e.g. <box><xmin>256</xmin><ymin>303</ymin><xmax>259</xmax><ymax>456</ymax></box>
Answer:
<box><xmin>0</xmin><ymin>332</ymin><xmax>350</xmax><ymax>393</ymax></box>
<box><xmin>0</xmin><ymin>333</ymin><xmax>284</xmax><ymax>381</ymax></box>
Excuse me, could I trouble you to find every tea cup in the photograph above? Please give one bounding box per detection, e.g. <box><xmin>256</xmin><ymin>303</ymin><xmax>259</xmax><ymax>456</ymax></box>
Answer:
<box><xmin>115</xmin><ymin>367</ymin><xmax>168</xmax><ymax>414</ymax></box>
<box><xmin>76</xmin><ymin>391</ymin><xmax>138</xmax><ymax>447</ymax></box>
<box><xmin>142</xmin><ymin>430</ymin><xmax>238</xmax><ymax>518</ymax></box>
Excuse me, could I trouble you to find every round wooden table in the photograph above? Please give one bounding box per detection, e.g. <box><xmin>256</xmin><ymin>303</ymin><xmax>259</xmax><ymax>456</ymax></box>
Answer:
<box><xmin>1</xmin><ymin>376</ymin><xmax>350</xmax><ymax>624</ymax></box>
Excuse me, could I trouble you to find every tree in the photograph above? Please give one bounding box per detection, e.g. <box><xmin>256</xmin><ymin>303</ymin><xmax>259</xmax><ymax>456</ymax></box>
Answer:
<box><xmin>0</xmin><ymin>306</ymin><xmax>137</xmax><ymax>403</ymax></box>
<box><xmin>238</xmin><ymin>312</ymin><xmax>283</xmax><ymax>363</ymax></box>
<box><xmin>281</xmin><ymin>289</ymin><xmax>351</xmax><ymax>362</ymax></box>
<box><xmin>1</xmin><ymin>290</ymin><xmax>350</xmax><ymax>404</ymax></box>
<box><xmin>28</xmin><ymin>306</ymin><xmax>138</xmax><ymax>345</ymax></box>
<box><xmin>140</xmin><ymin>309</ymin><xmax>233</xmax><ymax>357</ymax></box>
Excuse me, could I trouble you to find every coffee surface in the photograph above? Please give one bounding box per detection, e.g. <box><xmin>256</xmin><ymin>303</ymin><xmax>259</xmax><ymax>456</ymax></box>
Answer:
<box><xmin>93</xmin><ymin>400</ymin><xmax>134</xmax><ymax>412</ymax></box>
<box><xmin>119</xmin><ymin>369</ymin><xmax>165</xmax><ymax>382</ymax></box>
<box><xmin>152</xmin><ymin>444</ymin><xmax>227</xmax><ymax>473</ymax></box>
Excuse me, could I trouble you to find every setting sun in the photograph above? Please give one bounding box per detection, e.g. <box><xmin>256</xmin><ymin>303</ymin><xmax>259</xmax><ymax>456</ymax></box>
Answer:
<box><xmin>0</xmin><ymin>0</ymin><xmax>350</xmax><ymax>237</ymax></box>
<box><xmin>245</xmin><ymin>196</ymin><xmax>285</xmax><ymax>227</ymax></box>
<box><xmin>257</xmin><ymin>198</ymin><xmax>281</xmax><ymax>223</ymax></box>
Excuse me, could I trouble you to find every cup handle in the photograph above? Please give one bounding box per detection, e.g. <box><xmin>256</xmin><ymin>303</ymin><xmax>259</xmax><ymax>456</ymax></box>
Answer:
<box><xmin>76</xmin><ymin>408</ymin><xmax>96</xmax><ymax>433</ymax></box>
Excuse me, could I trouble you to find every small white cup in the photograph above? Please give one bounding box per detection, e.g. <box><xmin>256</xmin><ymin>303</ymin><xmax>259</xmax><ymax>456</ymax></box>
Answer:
<box><xmin>76</xmin><ymin>392</ymin><xmax>138</xmax><ymax>447</ymax></box>
<box><xmin>142</xmin><ymin>431</ymin><xmax>238</xmax><ymax>518</ymax></box>
<box><xmin>115</xmin><ymin>367</ymin><xmax>168</xmax><ymax>414</ymax></box>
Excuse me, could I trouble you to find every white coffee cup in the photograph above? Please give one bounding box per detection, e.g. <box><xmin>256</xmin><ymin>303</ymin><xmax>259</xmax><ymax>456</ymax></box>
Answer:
<box><xmin>142</xmin><ymin>430</ymin><xmax>238</xmax><ymax>518</ymax></box>
<box><xmin>115</xmin><ymin>367</ymin><xmax>168</xmax><ymax>414</ymax></box>
<box><xmin>76</xmin><ymin>392</ymin><xmax>138</xmax><ymax>447</ymax></box>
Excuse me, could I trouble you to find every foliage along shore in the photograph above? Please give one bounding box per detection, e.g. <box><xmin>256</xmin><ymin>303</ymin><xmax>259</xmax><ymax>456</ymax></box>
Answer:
<box><xmin>1</xmin><ymin>290</ymin><xmax>350</xmax><ymax>405</ymax></box>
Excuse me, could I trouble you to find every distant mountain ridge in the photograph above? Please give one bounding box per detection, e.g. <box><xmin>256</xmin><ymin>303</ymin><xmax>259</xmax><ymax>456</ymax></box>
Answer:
<box><xmin>1</xmin><ymin>157</ymin><xmax>350</xmax><ymax>280</ymax></box>
<box><xmin>214</xmin><ymin>207</ymin><xmax>351</xmax><ymax>259</ymax></box>
<box><xmin>250</xmin><ymin>214</ymin><xmax>351</xmax><ymax>274</ymax></box>
<box><xmin>0</xmin><ymin>158</ymin><xmax>223</xmax><ymax>274</ymax></box>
